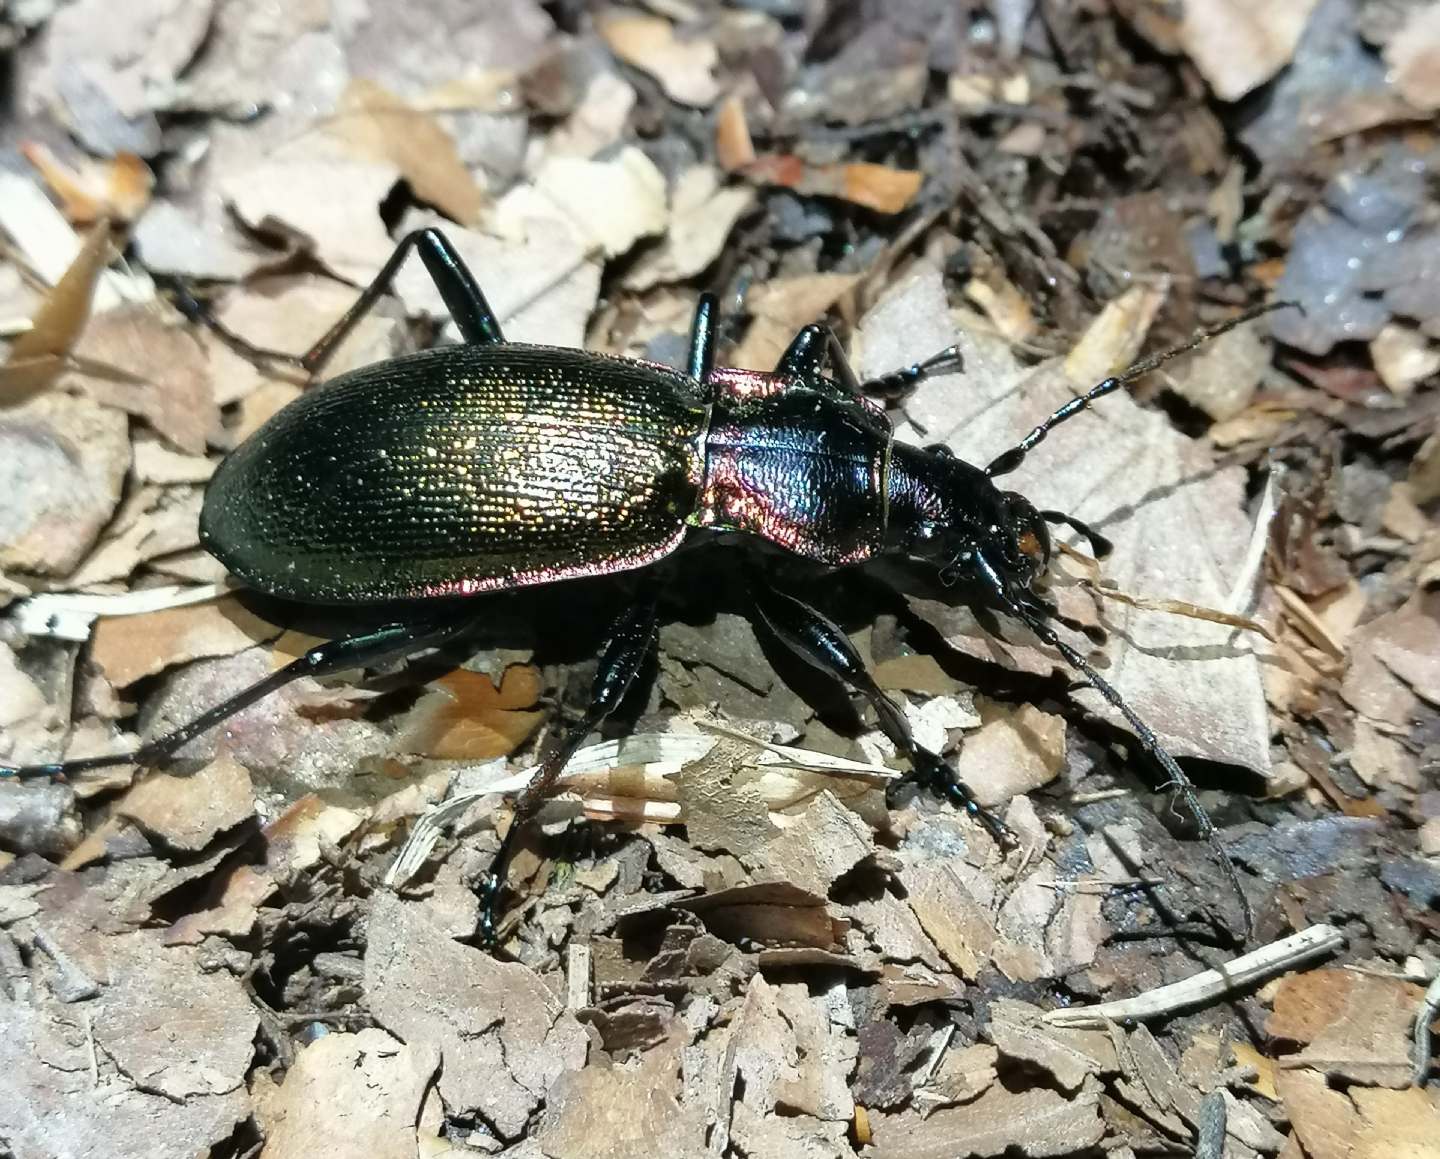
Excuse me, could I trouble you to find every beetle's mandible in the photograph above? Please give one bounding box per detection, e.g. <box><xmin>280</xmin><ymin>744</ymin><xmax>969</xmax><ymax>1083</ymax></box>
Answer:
<box><xmin>2</xmin><ymin>227</ymin><xmax>1282</xmax><ymax>943</ymax></box>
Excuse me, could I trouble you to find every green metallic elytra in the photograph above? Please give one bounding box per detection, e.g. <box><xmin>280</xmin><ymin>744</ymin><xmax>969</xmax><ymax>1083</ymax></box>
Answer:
<box><xmin>200</xmin><ymin>343</ymin><xmax>709</xmax><ymax>603</ymax></box>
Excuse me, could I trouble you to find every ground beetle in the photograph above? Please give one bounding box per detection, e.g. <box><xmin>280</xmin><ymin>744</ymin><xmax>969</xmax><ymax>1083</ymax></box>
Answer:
<box><xmin>2</xmin><ymin>227</ymin><xmax>1279</xmax><ymax>942</ymax></box>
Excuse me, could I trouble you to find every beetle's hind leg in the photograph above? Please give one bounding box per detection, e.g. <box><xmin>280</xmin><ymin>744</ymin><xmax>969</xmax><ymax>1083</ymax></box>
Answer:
<box><xmin>0</xmin><ymin>615</ymin><xmax>477</xmax><ymax>782</ymax></box>
<box><xmin>477</xmin><ymin>594</ymin><xmax>658</xmax><ymax>946</ymax></box>
<box><xmin>751</xmin><ymin>585</ymin><xmax>1011</xmax><ymax>845</ymax></box>
<box><xmin>163</xmin><ymin>226</ymin><xmax>505</xmax><ymax>379</ymax></box>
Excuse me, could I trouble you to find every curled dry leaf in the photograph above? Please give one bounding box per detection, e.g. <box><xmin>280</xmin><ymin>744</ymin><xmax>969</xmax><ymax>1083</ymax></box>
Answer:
<box><xmin>219</xmin><ymin>147</ymin><xmax>401</xmax><ymax>283</ymax></box>
<box><xmin>21</xmin><ymin>143</ymin><xmax>153</xmax><ymax>225</ymax></box>
<box><xmin>1</xmin><ymin>216</ymin><xmax>113</xmax><ymax>405</ymax></box>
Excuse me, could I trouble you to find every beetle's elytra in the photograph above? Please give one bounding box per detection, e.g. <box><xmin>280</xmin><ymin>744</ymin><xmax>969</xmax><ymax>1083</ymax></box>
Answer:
<box><xmin>4</xmin><ymin>226</ymin><xmax>1279</xmax><ymax>945</ymax></box>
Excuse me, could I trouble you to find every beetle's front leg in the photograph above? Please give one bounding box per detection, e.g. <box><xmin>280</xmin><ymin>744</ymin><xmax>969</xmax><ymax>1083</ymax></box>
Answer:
<box><xmin>751</xmin><ymin>585</ymin><xmax>1011</xmax><ymax>844</ymax></box>
<box><xmin>476</xmin><ymin>593</ymin><xmax>659</xmax><ymax>945</ymax></box>
<box><xmin>775</xmin><ymin>322</ymin><xmax>965</xmax><ymax>405</ymax></box>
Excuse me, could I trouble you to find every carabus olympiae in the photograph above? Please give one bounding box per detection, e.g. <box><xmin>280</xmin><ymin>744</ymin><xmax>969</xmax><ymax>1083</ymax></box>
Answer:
<box><xmin>3</xmin><ymin>227</ymin><xmax>1280</xmax><ymax>943</ymax></box>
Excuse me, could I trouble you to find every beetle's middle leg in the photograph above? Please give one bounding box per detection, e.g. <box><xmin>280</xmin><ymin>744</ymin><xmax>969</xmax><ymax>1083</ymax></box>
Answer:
<box><xmin>775</xmin><ymin>324</ymin><xmax>965</xmax><ymax>404</ymax></box>
<box><xmin>751</xmin><ymin>584</ymin><xmax>1011</xmax><ymax>844</ymax></box>
<box><xmin>477</xmin><ymin>593</ymin><xmax>659</xmax><ymax>944</ymax></box>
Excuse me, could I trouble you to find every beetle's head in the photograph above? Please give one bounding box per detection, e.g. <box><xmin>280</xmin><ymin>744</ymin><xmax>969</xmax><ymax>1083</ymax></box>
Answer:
<box><xmin>889</xmin><ymin>444</ymin><xmax>1057</xmax><ymax>600</ymax></box>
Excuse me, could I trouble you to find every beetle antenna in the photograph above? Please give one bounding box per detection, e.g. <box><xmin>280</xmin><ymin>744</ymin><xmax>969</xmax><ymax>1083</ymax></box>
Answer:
<box><xmin>985</xmin><ymin>300</ymin><xmax>1296</xmax><ymax>479</ymax></box>
<box><xmin>976</xmin><ymin>564</ymin><xmax>1253</xmax><ymax>939</ymax></box>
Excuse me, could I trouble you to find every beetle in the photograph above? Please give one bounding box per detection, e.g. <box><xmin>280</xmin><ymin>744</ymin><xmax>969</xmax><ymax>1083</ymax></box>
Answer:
<box><xmin>2</xmin><ymin>227</ymin><xmax>1274</xmax><ymax>942</ymax></box>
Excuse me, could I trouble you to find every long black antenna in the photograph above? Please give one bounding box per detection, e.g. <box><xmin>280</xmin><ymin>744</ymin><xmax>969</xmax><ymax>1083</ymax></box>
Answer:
<box><xmin>985</xmin><ymin>301</ymin><xmax>1295</xmax><ymax>479</ymax></box>
<box><xmin>1015</xmin><ymin>600</ymin><xmax>1254</xmax><ymax>937</ymax></box>
<box><xmin>972</xmin><ymin>554</ymin><xmax>1254</xmax><ymax>937</ymax></box>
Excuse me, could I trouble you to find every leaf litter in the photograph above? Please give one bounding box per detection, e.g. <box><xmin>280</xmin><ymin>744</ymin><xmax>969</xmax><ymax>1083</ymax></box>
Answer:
<box><xmin>1</xmin><ymin>1</ymin><xmax>1439</xmax><ymax>1157</ymax></box>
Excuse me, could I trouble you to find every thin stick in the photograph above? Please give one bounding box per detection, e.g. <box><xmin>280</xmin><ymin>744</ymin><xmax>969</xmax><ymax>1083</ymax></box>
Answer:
<box><xmin>1044</xmin><ymin>924</ymin><xmax>1344</xmax><ymax>1028</ymax></box>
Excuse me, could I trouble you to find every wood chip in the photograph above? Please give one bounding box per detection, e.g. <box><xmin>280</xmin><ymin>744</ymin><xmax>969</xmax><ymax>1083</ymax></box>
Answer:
<box><xmin>90</xmin><ymin>597</ymin><xmax>278</xmax><ymax>688</ymax></box>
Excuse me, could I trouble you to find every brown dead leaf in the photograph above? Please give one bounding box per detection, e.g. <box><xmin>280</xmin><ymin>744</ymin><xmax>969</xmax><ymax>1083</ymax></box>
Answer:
<box><xmin>90</xmin><ymin>597</ymin><xmax>279</xmax><ymax>688</ymax></box>
<box><xmin>596</xmin><ymin>10</ymin><xmax>720</xmax><ymax>107</ymax></box>
<box><xmin>987</xmin><ymin>999</ymin><xmax>1116</xmax><ymax>1091</ymax></box>
<box><xmin>397</xmin><ymin>664</ymin><xmax>543</xmax><ymax>760</ymax></box>
<box><xmin>22</xmin><ymin>144</ymin><xmax>153</xmax><ymax>225</ymax></box>
<box><xmin>0</xmin><ymin>393</ymin><xmax>131</xmax><ymax>575</ymax></box>
<box><xmin>65</xmin><ymin>305</ymin><xmax>216</xmax><ymax>454</ymax></box>
<box><xmin>742</xmin><ymin>155</ymin><xmax>923</xmax><ymax>215</ymax></box>
<box><xmin>724</xmin><ymin>975</ymin><xmax>857</xmax><ymax>1121</ymax></box>
<box><xmin>902</xmin><ymin>863</ymin><xmax>996</xmax><ymax>980</ymax></box>
<box><xmin>220</xmin><ymin>147</ymin><xmax>400</xmax><ymax>284</ymax></box>
<box><xmin>750</xmin><ymin>790</ymin><xmax>873</xmax><ymax>896</ymax></box>
<box><xmin>328</xmin><ymin>79</ymin><xmax>485</xmax><ymax>226</ymax></box>
<box><xmin>260</xmin><ymin>1029</ymin><xmax>437</xmax><ymax>1159</ymax></box>
<box><xmin>715</xmin><ymin>93</ymin><xmax>756</xmax><ymax>171</ymax></box>
<box><xmin>681</xmin><ymin>881</ymin><xmax>846</xmax><ymax>949</ymax></box>
<box><xmin>536</xmin><ymin>1050</ymin><xmax>708</xmax><ymax>1159</ymax></box>
<box><xmin>953</xmin><ymin>701</ymin><xmax>1066</xmax><ymax>808</ymax></box>
<box><xmin>115</xmin><ymin>754</ymin><xmax>255</xmax><ymax>852</ymax></box>
<box><xmin>1270</xmin><ymin>968</ymin><xmax>1423</xmax><ymax>1087</ymax></box>
<box><xmin>1</xmin><ymin>217</ymin><xmax>113</xmax><ymax>404</ymax></box>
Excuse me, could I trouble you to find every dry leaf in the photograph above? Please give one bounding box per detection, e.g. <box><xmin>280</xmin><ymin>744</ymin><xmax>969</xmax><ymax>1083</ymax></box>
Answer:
<box><xmin>1</xmin><ymin>217</ymin><xmax>113</xmax><ymax>404</ymax></box>
<box><xmin>1385</xmin><ymin>3</ymin><xmax>1440</xmax><ymax>110</ymax></box>
<box><xmin>65</xmin><ymin>305</ymin><xmax>217</xmax><ymax>454</ymax></box>
<box><xmin>742</xmin><ymin>155</ymin><xmax>923</xmax><ymax>215</ymax></box>
<box><xmin>397</xmin><ymin>665</ymin><xmax>543</xmax><ymax>760</ymax></box>
<box><xmin>871</xmin><ymin>1083</ymin><xmax>1104</xmax><ymax>1159</ymax></box>
<box><xmin>596</xmin><ymin>10</ymin><xmax>720</xmax><ymax>107</ymax></box>
<box><xmin>260</xmin><ymin>1029</ymin><xmax>438</xmax><ymax>1159</ymax></box>
<box><xmin>220</xmin><ymin>148</ymin><xmax>401</xmax><ymax>283</ymax></box>
<box><xmin>21</xmin><ymin>144</ymin><xmax>153</xmax><ymax>224</ymax></box>
<box><xmin>328</xmin><ymin>79</ymin><xmax>485</xmax><ymax>226</ymax></box>
<box><xmin>364</xmin><ymin>892</ymin><xmax>589</xmax><ymax>1139</ymax></box>
<box><xmin>624</xmin><ymin>166</ymin><xmax>754</xmax><ymax>291</ymax></box>
<box><xmin>953</xmin><ymin>701</ymin><xmax>1066</xmax><ymax>808</ymax></box>
<box><xmin>0</xmin><ymin>393</ymin><xmax>131</xmax><ymax>575</ymax></box>
<box><xmin>715</xmin><ymin>93</ymin><xmax>756</xmax><ymax>171</ymax></box>
<box><xmin>90</xmin><ymin>597</ymin><xmax>278</xmax><ymax>688</ymax></box>
<box><xmin>115</xmin><ymin>755</ymin><xmax>255</xmax><ymax>852</ymax></box>
<box><xmin>1178</xmin><ymin>0</ymin><xmax>1320</xmax><ymax>102</ymax></box>
<box><xmin>393</xmin><ymin>215</ymin><xmax>600</xmax><ymax>349</ymax></box>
